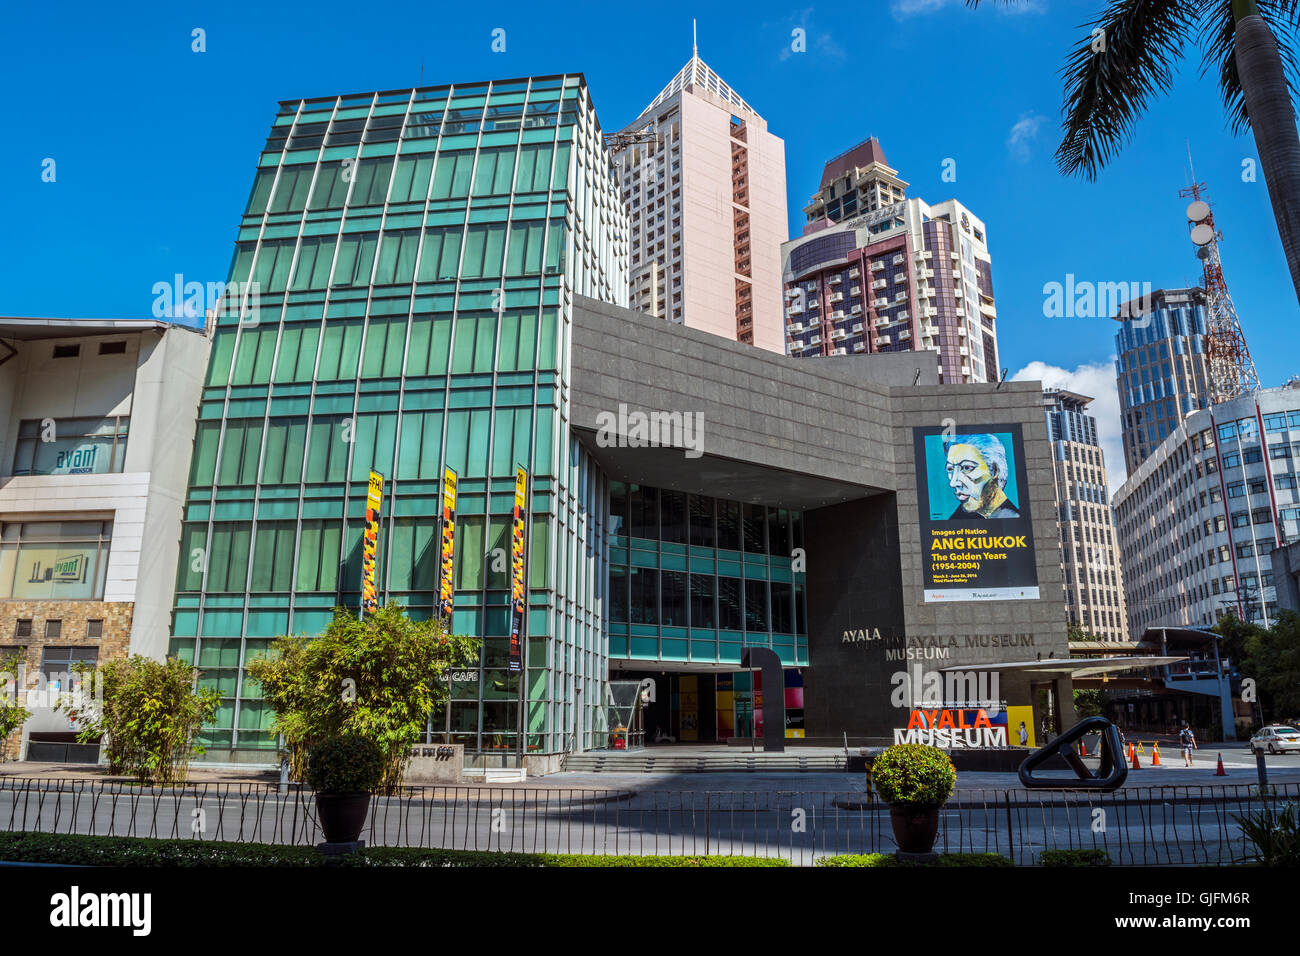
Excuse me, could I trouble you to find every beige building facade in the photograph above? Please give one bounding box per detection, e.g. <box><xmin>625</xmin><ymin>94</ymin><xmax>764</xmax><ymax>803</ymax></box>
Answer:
<box><xmin>0</xmin><ymin>318</ymin><xmax>209</xmax><ymax>760</ymax></box>
<box><xmin>1044</xmin><ymin>388</ymin><xmax>1129</xmax><ymax>641</ymax></box>
<box><xmin>611</xmin><ymin>53</ymin><xmax>787</xmax><ymax>352</ymax></box>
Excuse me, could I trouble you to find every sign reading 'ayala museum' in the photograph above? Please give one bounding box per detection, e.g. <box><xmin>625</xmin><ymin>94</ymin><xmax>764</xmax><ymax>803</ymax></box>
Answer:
<box><xmin>912</xmin><ymin>423</ymin><xmax>1040</xmax><ymax>602</ymax></box>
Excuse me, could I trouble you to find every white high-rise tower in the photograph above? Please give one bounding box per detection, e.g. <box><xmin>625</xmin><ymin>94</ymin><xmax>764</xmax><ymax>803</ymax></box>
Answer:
<box><xmin>609</xmin><ymin>39</ymin><xmax>788</xmax><ymax>352</ymax></box>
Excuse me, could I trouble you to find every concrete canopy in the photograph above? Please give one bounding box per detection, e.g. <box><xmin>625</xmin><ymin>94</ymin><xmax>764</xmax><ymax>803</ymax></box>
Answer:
<box><xmin>570</xmin><ymin>295</ymin><xmax>917</xmax><ymax>509</ymax></box>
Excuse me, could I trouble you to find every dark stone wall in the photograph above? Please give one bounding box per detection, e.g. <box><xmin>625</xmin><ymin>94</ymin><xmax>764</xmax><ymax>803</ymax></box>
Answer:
<box><xmin>802</xmin><ymin>493</ymin><xmax>905</xmax><ymax>742</ymax></box>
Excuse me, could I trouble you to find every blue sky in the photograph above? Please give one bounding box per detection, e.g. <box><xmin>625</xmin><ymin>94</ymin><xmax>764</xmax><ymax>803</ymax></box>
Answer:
<box><xmin>2</xmin><ymin>0</ymin><xmax>1295</xmax><ymax>484</ymax></box>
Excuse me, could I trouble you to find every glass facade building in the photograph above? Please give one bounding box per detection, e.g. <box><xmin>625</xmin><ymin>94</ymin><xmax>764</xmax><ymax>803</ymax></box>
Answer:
<box><xmin>1113</xmin><ymin>287</ymin><xmax>1209</xmax><ymax>474</ymax></box>
<box><xmin>173</xmin><ymin>74</ymin><xmax>629</xmax><ymax>759</ymax></box>
<box><xmin>606</xmin><ymin>483</ymin><xmax>808</xmax><ymax>666</ymax></box>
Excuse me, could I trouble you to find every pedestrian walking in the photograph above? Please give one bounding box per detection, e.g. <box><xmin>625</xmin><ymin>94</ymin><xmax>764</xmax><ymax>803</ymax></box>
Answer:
<box><xmin>1179</xmin><ymin>723</ymin><xmax>1197</xmax><ymax>767</ymax></box>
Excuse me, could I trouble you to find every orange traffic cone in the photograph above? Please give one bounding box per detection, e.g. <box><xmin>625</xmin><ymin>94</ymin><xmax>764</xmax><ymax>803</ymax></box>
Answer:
<box><xmin>1151</xmin><ymin>744</ymin><xmax>1161</xmax><ymax>766</ymax></box>
<box><xmin>1215</xmin><ymin>753</ymin><xmax>1227</xmax><ymax>776</ymax></box>
<box><xmin>1129</xmin><ymin>742</ymin><xmax>1141</xmax><ymax>770</ymax></box>
<box><xmin>1079</xmin><ymin>740</ymin><xmax>1087</xmax><ymax>757</ymax></box>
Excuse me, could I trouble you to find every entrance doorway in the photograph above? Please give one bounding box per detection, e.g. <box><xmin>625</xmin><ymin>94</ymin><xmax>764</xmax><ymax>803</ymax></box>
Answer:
<box><xmin>606</xmin><ymin>668</ymin><xmax>805</xmax><ymax>746</ymax></box>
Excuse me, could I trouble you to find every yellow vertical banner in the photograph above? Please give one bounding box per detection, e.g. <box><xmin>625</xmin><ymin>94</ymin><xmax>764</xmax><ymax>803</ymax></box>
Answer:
<box><xmin>437</xmin><ymin>468</ymin><xmax>458</xmax><ymax>627</ymax></box>
<box><xmin>679</xmin><ymin>675</ymin><xmax>699</xmax><ymax>742</ymax></box>
<box><xmin>508</xmin><ymin>466</ymin><xmax>528</xmax><ymax>675</ymax></box>
<box><xmin>361</xmin><ymin>471</ymin><xmax>384</xmax><ymax>614</ymax></box>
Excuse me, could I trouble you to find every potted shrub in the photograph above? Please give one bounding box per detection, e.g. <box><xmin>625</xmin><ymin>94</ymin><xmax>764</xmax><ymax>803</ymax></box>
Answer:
<box><xmin>870</xmin><ymin>743</ymin><xmax>956</xmax><ymax>855</ymax></box>
<box><xmin>306</xmin><ymin>736</ymin><xmax>385</xmax><ymax>845</ymax></box>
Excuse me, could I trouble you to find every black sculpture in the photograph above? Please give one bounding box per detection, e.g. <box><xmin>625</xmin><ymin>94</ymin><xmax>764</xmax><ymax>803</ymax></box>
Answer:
<box><xmin>1017</xmin><ymin>715</ymin><xmax>1127</xmax><ymax>791</ymax></box>
<box><xmin>740</xmin><ymin>646</ymin><xmax>785</xmax><ymax>753</ymax></box>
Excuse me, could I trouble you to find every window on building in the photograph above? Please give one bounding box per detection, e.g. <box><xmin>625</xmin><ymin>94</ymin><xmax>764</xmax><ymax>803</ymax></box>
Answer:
<box><xmin>0</xmin><ymin>521</ymin><xmax>113</xmax><ymax>600</ymax></box>
<box><xmin>12</xmin><ymin>417</ymin><xmax>130</xmax><ymax>476</ymax></box>
<box><xmin>688</xmin><ymin>495</ymin><xmax>715</xmax><ymax>549</ymax></box>
<box><xmin>718</xmin><ymin>576</ymin><xmax>742</xmax><ymax>630</ymax></box>
<box><xmin>661</xmin><ymin>571</ymin><xmax>687</xmax><ymax>627</ymax></box>
<box><xmin>40</xmin><ymin>645</ymin><xmax>99</xmax><ymax>687</ymax></box>
<box><xmin>689</xmin><ymin>573</ymin><xmax>715</xmax><ymax>629</ymax></box>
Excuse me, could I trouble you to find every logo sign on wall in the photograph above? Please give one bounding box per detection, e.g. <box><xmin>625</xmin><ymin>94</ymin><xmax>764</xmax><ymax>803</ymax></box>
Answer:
<box><xmin>913</xmin><ymin>423</ymin><xmax>1039</xmax><ymax>602</ymax></box>
<box><xmin>507</xmin><ymin>466</ymin><xmax>528</xmax><ymax>675</ymax></box>
<box><xmin>50</xmin><ymin>442</ymin><xmax>106</xmax><ymax>475</ymax></box>
<box><xmin>436</xmin><ymin>468</ymin><xmax>458</xmax><ymax>627</ymax></box>
<box><xmin>361</xmin><ymin>471</ymin><xmax>384</xmax><ymax>615</ymax></box>
<box><xmin>892</xmin><ymin>707</ymin><xmax>1009</xmax><ymax>748</ymax></box>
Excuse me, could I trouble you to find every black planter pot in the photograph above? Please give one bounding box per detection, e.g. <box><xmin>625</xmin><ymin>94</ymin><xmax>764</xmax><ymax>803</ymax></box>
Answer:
<box><xmin>315</xmin><ymin>792</ymin><xmax>371</xmax><ymax>844</ymax></box>
<box><xmin>888</xmin><ymin>804</ymin><xmax>941</xmax><ymax>854</ymax></box>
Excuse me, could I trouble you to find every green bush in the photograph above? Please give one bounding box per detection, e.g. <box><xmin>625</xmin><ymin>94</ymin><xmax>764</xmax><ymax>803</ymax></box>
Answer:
<box><xmin>306</xmin><ymin>736</ymin><xmax>385</xmax><ymax>795</ymax></box>
<box><xmin>0</xmin><ymin>648</ymin><xmax>32</xmax><ymax>761</ymax></box>
<box><xmin>61</xmin><ymin>655</ymin><xmax>218</xmax><ymax>786</ymax></box>
<box><xmin>869</xmin><ymin>744</ymin><xmax>956</xmax><ymax>808</ymax></box>
<box><xmin>1038</xmin><ymin>848</ymin><xmax>1112</xmax><ymax>867</ymax></box>
<box><xmin>818</xmin><ymin>852</ymin><xmax>1012</xmax><ymax>867</ymax></box>
<box><xmin>246</xmin><ymin>604</ymin><xmax>480</xmax><ymax>788</ymax></box>
<box><xmin>0</xmin><ymin>831</ymin><xmax>324</xmax><ymax>867</ymax></box>
<box><xmin>932</xmin><ymin>852</ymin><xmax>1014</xmax><ymax>867</ymax></box>
<box><xmin>1234</xmin><ymin>801</ymin><xmax>1300</xmax><ymax>867</ymax></box>
<box><xmin>0</xmin><ymin>831</ymin><xmax>788</xmax><ymax>868</ymax></box>
<box><xmin>539</xmin><ymin>855</ymin><xmax>788</xmax><ymax>867</ymax></box>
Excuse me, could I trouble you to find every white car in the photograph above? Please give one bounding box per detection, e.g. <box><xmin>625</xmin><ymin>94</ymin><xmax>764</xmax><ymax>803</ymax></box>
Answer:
<box><xmin>1249</xmin><ymin>725</ymin><xmax>1300</xmax><ymax>754</ymax></box>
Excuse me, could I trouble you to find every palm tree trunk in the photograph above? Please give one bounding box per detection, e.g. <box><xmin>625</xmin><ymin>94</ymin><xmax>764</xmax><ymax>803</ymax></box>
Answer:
<box><xmin>1235</xmin><ymin>6</ymin><xmax>1300</xmax><ymax>308</ymax></box>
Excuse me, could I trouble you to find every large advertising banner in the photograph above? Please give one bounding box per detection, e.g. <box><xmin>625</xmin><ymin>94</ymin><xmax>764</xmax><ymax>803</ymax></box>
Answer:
<box><xmin>436</xmin><ymin>468</ymin><xmax>458</xmax><ymax>627</ymax></box>
<box><xmin>507</xmin><ymin>466</ymin><xmax>528</xmax><ymax>675</ymax></box>
<box><xmin>361</xmin><ymin>471</ymin><xmax>384</xmax><ymax>614</ymax></box>
<box><xmin>913</xmin><ymin>424</ymin><xmax>1039</xmax><ymax>602</ymax></box>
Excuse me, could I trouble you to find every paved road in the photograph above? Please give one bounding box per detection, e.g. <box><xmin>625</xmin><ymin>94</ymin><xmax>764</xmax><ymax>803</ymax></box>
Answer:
<box><xmin>1</xmin><ymin>771</ymin><xmax>1291</xmax><ymax>865</ymax></box>
<box><xmin>530</xmin><ymin>749</ymin><xmax>1300</xmax><ymax>793</ymax></box>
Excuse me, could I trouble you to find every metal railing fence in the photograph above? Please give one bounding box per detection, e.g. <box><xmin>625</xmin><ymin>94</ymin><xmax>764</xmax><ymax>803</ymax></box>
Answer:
<box><xmin>0</xmin><ymin>777</ymin><xmax>1294</xmax><ymax>866</ymax></box>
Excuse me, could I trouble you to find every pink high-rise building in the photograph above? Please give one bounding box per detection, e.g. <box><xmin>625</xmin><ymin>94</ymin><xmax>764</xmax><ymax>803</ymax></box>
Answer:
<box><xmin>783</xmin><ymin>139</ymin><xmax>1001</xmax><ymax>384</ymax></box>
<box><xmin>610</xmin><ymin>50</ymin><xmax>788</xmax><ymax>352</ymax></box>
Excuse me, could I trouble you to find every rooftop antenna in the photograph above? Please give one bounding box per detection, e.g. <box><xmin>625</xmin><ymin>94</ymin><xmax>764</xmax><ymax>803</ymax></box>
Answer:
<box><xmin>1180</xmin><ymin>147</ymin><xmax>1259</xmax><ymax>404</ymax></box>
<box><xmin>692</xmin><ymin>18</ymin><xmax>698</xmax><ymax>58</ymax></box>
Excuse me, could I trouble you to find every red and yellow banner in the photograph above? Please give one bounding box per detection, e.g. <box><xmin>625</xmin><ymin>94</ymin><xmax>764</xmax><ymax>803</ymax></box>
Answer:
<box><xmin>361</xmin><ymin>471</ymin><xmax>384</xmax><ymax>614</ymax></box>
<box><xmin>507</xmin><ymin>466</ymin><xmax>527</xmax><ymax>675</ymax></box>
<box><xmin>437</xmin><ymin>468</ymin><xmax>458</xmax><ymax>627</ymax></box>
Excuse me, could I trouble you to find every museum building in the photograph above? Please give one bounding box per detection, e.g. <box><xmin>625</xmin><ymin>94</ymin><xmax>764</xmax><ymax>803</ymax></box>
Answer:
<box><xmin>171</xmin><ymin>72</ymin><xmax>1074</xmax><ymax>768</ymax></box>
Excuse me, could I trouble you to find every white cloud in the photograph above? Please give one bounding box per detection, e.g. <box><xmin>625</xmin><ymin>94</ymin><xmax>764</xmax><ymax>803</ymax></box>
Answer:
<box><xmin>890</xmin><ymin>0</ymin><xmax>953</xmax><ymax>16</ymax></box>
<box><xmin>890</xmin><ymin>0</ymin><xmax>1046</xmax><ymax>19</ymax></box>
<box><xmin>1011</xmin><ymin>359</ymin><xmax>1129</xmax><ymax>492</ymax></box>
<box><xmin>778</xmin><ymin>10</ymin><xmax>846</xmax><ymax>61</ymax></box>
<box><xmin>1007</xmin><ymin>112</ymin><xmax>1047</xmax><ymax>162</ymax></box>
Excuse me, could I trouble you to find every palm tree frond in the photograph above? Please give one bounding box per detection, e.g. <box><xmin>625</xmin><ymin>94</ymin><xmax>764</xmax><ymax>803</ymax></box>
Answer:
<box><xmin>1197</xmin><ymin>0</ymin><xmax>1300</xmax><ymax>136</ymax></box>
<box><xmin>1057</xmin><ymin>0</ymin><xmax>1196</xmax><ymax>179</ymax></box>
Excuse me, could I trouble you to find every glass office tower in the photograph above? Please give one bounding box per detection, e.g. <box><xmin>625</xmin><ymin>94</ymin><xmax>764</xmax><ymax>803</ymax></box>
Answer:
<box><xmin>173</xmin><ymin>74</ymin><xmax>628</xmax><ymax>761</ymax></box>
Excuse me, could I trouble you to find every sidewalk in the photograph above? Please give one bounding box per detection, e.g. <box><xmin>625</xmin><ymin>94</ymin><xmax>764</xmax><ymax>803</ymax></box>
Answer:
<box><xmin>2</xmin><ymin>749</ymin><xmax>1297</xmax><ymax>792</ymax></box>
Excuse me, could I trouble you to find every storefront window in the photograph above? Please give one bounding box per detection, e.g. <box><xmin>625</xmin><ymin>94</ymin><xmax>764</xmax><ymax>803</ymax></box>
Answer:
<box><xmin>0</xmin><ymin>521</ymin><xmax>113</xmax><ymax>600</ymax></box>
